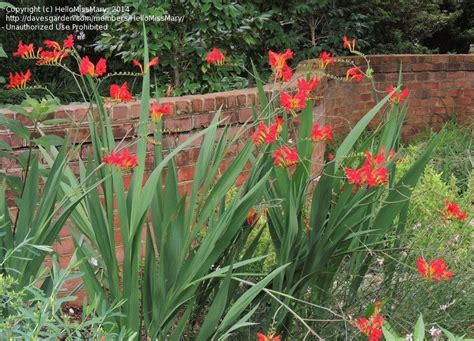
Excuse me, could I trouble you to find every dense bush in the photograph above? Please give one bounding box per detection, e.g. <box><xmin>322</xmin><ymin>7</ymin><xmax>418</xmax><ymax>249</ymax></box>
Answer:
<box><xmin>1</xmin><ymin>0</ymin><xmax>472</xmax><ymax>101</ymax></box>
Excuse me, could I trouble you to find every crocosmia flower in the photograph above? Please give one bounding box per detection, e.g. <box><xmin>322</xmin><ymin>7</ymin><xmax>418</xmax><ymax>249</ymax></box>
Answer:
<box><xmin>63</xmin><ymin>34</ymin><xmax>74</xmax><ymax>49</ymax></box>
<box><xmin>6</xmin><ymin>70</ymin><xmax>31</xmax><ymax>89</ymax></box>
<box><xmin>386</xmin><ymin>86</ymin><xmax>410</xmax><ymax>104</ymax></box>
<box><xmin>13</xmin><ymin>41</ymin><xmax>35</xmax><ymax>58</ymax></box>
<box><xmin>133</xmin><ymin>56</ymin><xmax>159</xmax><ymax>73</ymax></box>
<box><xmin>346</xmin><ymin>66</ymin><xmax>364</xmax><ymax>82</ymax></box>
<box><xmin>80</xmin><ymin>56</ymin><xmax>107</xmax><ymax>77</ymax></box>
<box><xmin>268</xmin><ymin>49</ymin><xmax>293</xmax><ymax>81</ymax></box>
<box><xmin>256</xmin><ymin>332</ymin><xmax>281</xmax><ymax>341</ymax></box>
<box><xmin>103</xmin><ymin>149</ymin><xmax>138</xmax><ymax>169</ymax></box>
<box><xmin>206</xmin><ymin>48</ymin><xmax>225</xmax><ymax>65</ymax></box>
<box><xmin>251</xmin><ymin>117</ymin><xmax>284</xmax><ymax>146</ymax></box>
<box><xmin>110</xmin><ymin>82</ymin><xmax>133</xmax><ymax>103</ymax></box>
<box><xmin>318</xmin><ymin>51</ymin><xmax>335</xmax><ymax>69</ymax></box>
<box><xmin>44</xmin><ymin>39</ymin><xmax>62</xmax><ymax>50</ymax></box>
<box><xmin>343</xmin><ymin>36</ymin><xmax>356</xmax><ymax>51</ymax></box>
<box><xmin>280</xmin><ymin>91</ymin><xmax>307</xmax><ymax>112</ymax></box>
<box><xmin>273</xmin><ymin>145</ymin><xmax>298</xmax><ymax>168</ymax></box>
<box><xmin>38</xmin><ymin>49</ymin><xmax>69</xmax><ymax>65</ymax></box>
<box><xmin>442</xmin><ymin>200</ymin><xmax>467</xmax><ymax>221</ymax></box>
<box><xmin>150</xmin><ymin>101</ymin><xmax>173</xmax><ymax>122</ymax></box>
<box><xmin>353</xmin><ymin>302</ymin><xmax>384</xmax><ymax>341</ymax></box>
<box><xmin>297</xmin><ymin>77</ymin><xmax>319</xmax><ymax>96</ymax></box>
<box><xmin>417</xmin><ymin>257</ymin><xmax>453</xmax><ymax>281</ymax></box>
<box><xmin>345</xmin><ymin>148</ymin><xmax>395</xmax><ymax>188</ymax></box>
<box><xmin>311</xmin><ymin>123</ymin><xmax>332</xmax><ymax>142</ymax></box>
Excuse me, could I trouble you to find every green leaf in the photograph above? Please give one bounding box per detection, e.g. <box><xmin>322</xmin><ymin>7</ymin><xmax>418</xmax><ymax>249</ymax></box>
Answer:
<box><xmin>413</xmin><ymin>314</ymin><xmax>425</xmax><ymax>341</ymax></box>
<box><xmin>34</xmin><ymin>135</ymin><xmax>64</xmax><ymax>147</ymax></box>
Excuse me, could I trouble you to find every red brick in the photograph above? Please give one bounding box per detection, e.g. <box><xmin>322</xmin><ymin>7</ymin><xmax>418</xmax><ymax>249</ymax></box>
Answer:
<box><xmin>226</xmin><ymin>95</ymin><xmax>237</xmax><ymax>108</ymax></box>
<box><xmin>193</xmin><ymin>112</ymin><xmax>214</xmax><ymax>128</ymax></box>
<box><xmin>412</xmin><ymin>63</ymin><xmax>431</xmax><ymax>72</ymax></box>
<box><xmin>237</xmin><ymin>94</ymin><xmax>247</xmax><ymax>106</ymax></box>
<box><xmin>112</xmin><ymin>104</ymin><xmax>129</xmax><ymax>120</ymax></box>
<box><xmin>203</xmin><ymin>98</ymin><xmax>215</xmax><ymax>111</ymax></box>
<box><xmin>176</xmin><ymin>100</ymin><xmax>191</xmax><ymax>114</ymax></box>
<box><xmin>237</xmin><ymin>108</ymin><xmax>253</xmax><ymax>123</ymax></box>
<box><xmin>191</xmin><ymin>98</ymin><xmax>203</xmax><ymax>112</ymax></box>
<box><xmin>164</xmin><ymin>116</ymin><xmax>193</xmax><ymax>132</ymax></box>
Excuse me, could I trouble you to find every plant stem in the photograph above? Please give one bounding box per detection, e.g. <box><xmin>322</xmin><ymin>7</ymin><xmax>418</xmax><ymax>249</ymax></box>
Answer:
<box><xmin>12</xmin><ymin>121</ymin><xmax>38</xmax><ymax>236</ymax></box>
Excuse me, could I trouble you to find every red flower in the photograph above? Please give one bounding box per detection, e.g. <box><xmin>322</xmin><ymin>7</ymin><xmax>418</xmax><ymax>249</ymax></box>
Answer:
<box><xmin>6</xmin><ymin>70</ymin><xmax>32</xmax><ymax>89</ymax></box>
<box><xmin>63</xmin><ymin>34</ymin><xmax>74</xmax><ymax>49</ymax></box>
<box><xmin>110</xmin><ymin>82</ymin><xmax>133</xmax><ymax>103</ymax></box>
<box><xmin>150</xmin><ymin>101</ymin><xmax>173</xmax><ymax>122</ymax></box>
<box><xmin>256</xmin><ymin>332</ymin><xmax>281</xmax><ymax>341</ymax></box>
<box><xmin>311</xmin><ymin>123</ymin><xmax>332</xmax><ymax>142</ymax></box>
<box><xmin>273</xmin><ymin>145</ymin><xmax>298</xmax><ymax>168</ymax></box>
<box><xmin>386</xmin><ymin>86</ymin><xmax>410</xmax><ymax>104</ymax></box>
<box><xmin>353</xmin><ymin>302</ymin><xmax>384</xmax><ymax>341</ymax></box>
<box><xmin>297</xmin><ymin>77</ymin><xmax>319</xmax><ymax>95</ymax></box>
<box><xmin>269</xmin><ymin>49</ymin><xmax>293</xmax><ymax>81</ymax></box>
<box><xmin>268</xmin><ymin>49</ymin><xmax>293</xmax><ymax>69</ymax></box>
<box><xmin>37</xmin><ymin>49</ymin><xmax>69</xmax><ymax>65</ymax></box>
<box><xmin>103</xmin><ymin>149</ymin><xmax>138</xmax><ymax>169</ymax></box>
<box><xmin>246</xmin><ymin>208</ymin><xmax>259</xmax><ymax>225</ymax></box>
<box><xmin>133</xmin><ymin>56</ymin><xmax>159</xmax><ymax>73</ymax></box>
<box><xmin>44</xmin><ymin>39</ymin><xmax>62</xmax><ymax>50</ymax></box>
<box><xmin>343</xmin><ymin>36</ymin><xmax>356</xmax><ymax>51</ymax></box>
<box><xmin>280</xmin><ymin>91</ymin><xmax>307</xmax><ymax>111</ymax></box>
<box><xmin>442</xmin><ymin>200</ymin><xmax>467</xmax><ymax>221</ymax></box>
<box><xmin>251</xmin><ymin>118</ymin><xmax>284</xmax><ymax>146</ymax></box>
<box><xmin>417</xmin><ymin>257</ymin><xmax>453</xmax><ymax>281</ymax></box>
<box><xmin>345</xmin><ymin>149</ymin><xmax>393</xmax><ymax>188</ymax></box>
<box><xmin>12</xmin><ymin>41</ymin><xmax>35</xmax><ymax>58</ymax></box>
<box><xmin>346</xmin><ymin>66</ymin><xmax>364</xmax><ymax>82</ymax></box>
<box><xmin>327</xmin><ymin>152</ymin><xmax>334</xmax><ymax>161</ymax></box>
<box><xmin>80</xmin><ymin>56</ymin><xmax>107</xmax><ymax>77</ymax></box>
<box><xmin>318</xmin><ymin>51</ymin><xmax>335</xmax><ymax>69</ymax></box>
<box><xmin>206</xmin><ymin>47</ymin><xmax>225</xmax><ymax>65</ymax></box>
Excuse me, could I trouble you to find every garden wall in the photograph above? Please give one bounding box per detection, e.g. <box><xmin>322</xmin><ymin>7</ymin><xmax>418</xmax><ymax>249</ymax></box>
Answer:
<box><xmin>297</xmin><ymin>54</ymin><xmax>473</xmax><ymax>139</ymax></box>
<box><xmin>0</xmin><ymin>54</ymin><xmax>473</xmax><ymax>301</ymax></box>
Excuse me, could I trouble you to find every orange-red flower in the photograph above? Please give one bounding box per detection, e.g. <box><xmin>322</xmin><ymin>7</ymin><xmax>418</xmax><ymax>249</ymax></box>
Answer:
<box><xmin>297</xmin><ymin>77</ymin><xmax>319</xmax><ymax>96</ymax></box>
<box><xmin>251</xmin><ymin>117</ymin><xmax>284</xmax><ymax>146</ymax></box>
<box><xmin>269</xmin><ymin>49</ymin><xmax>293</xmax><ymax>81</ymax></box>
<box><xmin>150</xmin><ymin>101</ymin><xmax>173</xmax><ymax>122</ymax></box>
<box><xmin>353</xmin><ymin>301</ymin><xmax>384</xmax><ymax>341</ymax></box>
<box><xmin>206</xmin><ymin>48</ymin><xmax>225</xmax><ymax>65</ymax></box>
<box><xmin>280</xmin><ymin>91</ymin><xmax>307</xmax><ymax>111</ymax></box>
<box><xmin>103</xmin><ymin>149</ymin><xmax>138</xmax><ymax>169</ymax></box>
<box><xmin>345</xmin><ymin>148</ymin><xmax>394</xmax><ymax>188</ymax></box>
<box><xmin>246</xmin><ymin>208</ymin><xmax>259</xmax><ymax>225</ymax></box>
<box><xmin>110</xmin><ymin>82</ymin><xmax>133</xmax><ymax>103</ymax></box>
<box><xmin>318</xmin><ymin>51</ymin><xmax>335</xmax><ymax>69</ymax></box>
<box><xmin>6</xmin><ymin>70</ymin><xmax>32</xmax><ymax>89</ymax></box>
<box><xmin>442</xmin><ymin>200</ymin><xmax>467</xmax><ymax>221</ymax></box>
<box><xmin>417</xmin><ymin>257</ymin><xmax>453</xmax><ymax>281</ymax></box>
<box><xmin>311</xmin><ymin>123</ymin><xmax>332</xmax><ymax>142</ymax></box>
<box><xmin>63</xmin><ymin>34</ymin><xmax>74</xmax><ymax>49</ymax></box>
<box><xmin>386</xmin><ymin>86</ymin><xmax>410</xmax><ymax>104</ymax></box>
<box><xmin>343</xmin><ymin>36</ymin><xmax>356</xmax><ymax>51</ymax></box>
<box><xmin>12</xmin><ymin>41</ymin><xmax>35</xmax><ymax>58</ymax></box>
<box><xmin>256</xmin><ymin>332</ymin><xmax>281</xmax><ymax>341</ymax></box>
<box><xmin>273</xmin><ymin>145</ymin><xmax>298</xmax><ymax>168</ymax></box>
<box><xmin>37</xmin><ymin>49</ymin><xmax>69</xmax><ymax>65</ymax></box>
<box><xmin>79</xmin><ymin>56</ymin><xmax>107</xmax><ymax>77</ymax></box>
<box><xmin>133</xmin><ymin>56</ymin><xmax>159</xmax><ymax>73</ymax></box>
<box><xmin>346</xmin><ymin>66</ymin><xmax>364</xmax><ymax>82</ymax></box>
<box><xmin>44</xmin><ymin>39</ymin><xmax>62</xmax><ymax>50</ymax></box>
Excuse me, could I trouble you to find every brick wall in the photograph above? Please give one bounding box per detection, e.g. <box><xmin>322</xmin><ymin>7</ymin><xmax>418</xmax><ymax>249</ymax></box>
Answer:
<box><xmin>0</xmin><ymin>54</ymin><xmax>473</xmax><ymax>301</ymax></box>
<box><xmin>297</xmin><ymin>54</ymin><xmax>473</xmax><ymax>139</ymax></box>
